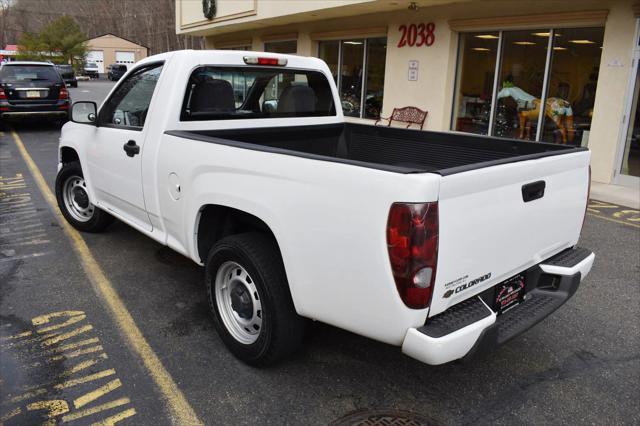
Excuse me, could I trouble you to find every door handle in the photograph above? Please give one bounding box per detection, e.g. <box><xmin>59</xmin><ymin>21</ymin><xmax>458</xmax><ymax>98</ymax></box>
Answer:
<box><xmin>522</xmin><ymin>180</ymin><xmax>545</xmax><ymax>202</ymax></box>
<box><xmin>123</xmin><ymin>140</ymin><xmax>140</xmax><ymax>157</ymax></box>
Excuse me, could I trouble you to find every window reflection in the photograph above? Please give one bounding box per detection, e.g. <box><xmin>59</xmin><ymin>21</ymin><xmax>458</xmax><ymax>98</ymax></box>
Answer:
<box><xmin>494</xmin><ymin>30</ymin><xmax>548</xmax><ymax>140</ymax></box>
<box><xmin>541</xmin><ymin>28</ymin><xmax>603</xmax><ymax>145</ymax></box>
<box><xmin>318</xmin><ymin>38</ymin><xmax>387</xmax><ymax>118</ymax></box>
<box><xmin>452</xmin><ymin>32</ymin><xmax>499</xmax><ymax>135</ymax></box>
<box><xmin>340</xmin><ymin>40</ymin><xmax>365</xmax><ymax>117</ymax></box>
<box><xmin>318</xmin><ymin>40</ymin><xmax>339</xmax><ymax>83</ymax></box>
<box><xmin>364</xmin><ymin>38</ymin><xmax>386</xmax><ymax>119</ymax></box>
<box><xmin>452</xmin><ymin>27</ymin><xmax>605</xmax><ymax>145</ymax></box>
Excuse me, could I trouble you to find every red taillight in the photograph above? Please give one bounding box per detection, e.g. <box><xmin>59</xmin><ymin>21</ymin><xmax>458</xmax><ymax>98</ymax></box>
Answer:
<box><xmin>387</xmin><ymin>202</ymin><xmax>439</xmax><ymax>309</ymax></box>
<box><xmin>59</xmin><ymin>87</ymin><xmax>69</xmax><ymax>100</ymax></box>
<box><xmin>0</xmin><ymin>87</ymin><xmax>6</xmax><ymax>100</ymax></box>
<box><xmin>243</xmin><ymin>56</ymin><xmax>288</xmax><ymax>66</ymax></box>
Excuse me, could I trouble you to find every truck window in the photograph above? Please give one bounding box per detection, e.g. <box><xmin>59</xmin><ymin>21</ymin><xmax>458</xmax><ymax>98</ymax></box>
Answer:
<box><xmin>100</xmin><ymin>63</ymin><xmax>163</xmax><ymax>129</ymax></box>
<box><xmin>181</xmin><ymin>66</ymin><xmax>336</xmax><ymax>120</ymax></box>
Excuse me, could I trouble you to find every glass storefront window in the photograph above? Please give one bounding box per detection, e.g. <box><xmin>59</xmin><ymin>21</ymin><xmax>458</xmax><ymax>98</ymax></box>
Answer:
<box><xmin>541</xmin><ymin>28</ymin><xmax>604</xmax><ymax>145</ymax></box>
<box><xmin>318</xmin><ymin>40</ymin><xmax>339</xmax><ymax>83</ymax></box>
<box><xmin>621</xmin><ymin>64</ymin><xmax>640</xmax><ymax>177</ymax></box>
<box><xmin>364</xmin><ymin>38</ymin><xmax>387</xmax><ymax>119</ymax></box>
<box><xmin>264</xmin><ymin>40</ymin><xmax>297</xmax><ymax>54</ymax></box>
<box><xmin>493</xmin><ymin>30</ymin><xmax>548</xmax><ymax>140</ymax></box>
<box><xmin>218</xmin><ymin>46</ymin><xmax>251</xmax><ymax>51</ymax></box>
<box><xmin>318</xmin><ymin>37</ymin><xmax>387</xmax><ymax>119</ymax></box>
<box><xmin>452</xmin><ymin>27</ymin><xmax>605</xmax><ymax>145</ymax></box>
<box><xmin>452</xmin><ymin>32</ymin><xmax>499</xmax><ymax>135</ymax></box>
<box><xmin>340</xmin><ymin>39</ymin><xmax>365</xmax><ymax>117</ymax></box>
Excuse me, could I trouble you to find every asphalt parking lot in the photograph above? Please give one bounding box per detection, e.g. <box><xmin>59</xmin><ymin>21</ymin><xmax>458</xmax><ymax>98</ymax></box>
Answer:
<box><xmin>1</xmin><ymin>80</ymin><xmax>639</xmax><ymax>425</ymax></box>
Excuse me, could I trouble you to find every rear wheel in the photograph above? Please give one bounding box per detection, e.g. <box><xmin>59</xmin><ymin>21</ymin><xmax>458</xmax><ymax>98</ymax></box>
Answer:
<box><xmin>206</xmin><ymin>232</ymin><xmax>306</xmax><ymax>366</ymax></box>
<box><xmin>55</xmin><ymin>161</ymin><xmax>113</xmax><ymax>232</ymax></box>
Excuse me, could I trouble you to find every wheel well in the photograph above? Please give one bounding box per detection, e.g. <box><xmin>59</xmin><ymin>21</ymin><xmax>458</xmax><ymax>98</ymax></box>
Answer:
<box><xmin>60</xmin><ymin>147</ymin><xmax>79</xmax><ymax>164</ymax></box>
<box><xmin>196</xmin><ymin>205</ymin><xmax>279</xmax><ymax>263</ymax></box>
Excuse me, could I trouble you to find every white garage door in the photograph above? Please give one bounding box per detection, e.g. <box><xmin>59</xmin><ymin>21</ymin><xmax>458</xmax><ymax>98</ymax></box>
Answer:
<box><xmin>86</xmin><ymin>50</ymin><xmax>104</xmax><ymax>74</ymax></box>
<box><xmin>115</xmin><ymin>51</ymin><xmax>135</xmax><ymax>66</ymax></box>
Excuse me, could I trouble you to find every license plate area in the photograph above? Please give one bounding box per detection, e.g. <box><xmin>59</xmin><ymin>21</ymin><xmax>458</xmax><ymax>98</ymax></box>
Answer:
<box><xmin>494</xmin><ymin>274</ymin><xmax>526</xmax><ymax>315</ymax></box>
<box><xmin>25</xmin><ymin>90</ymin><xmax>42</xmax><ymax>98</ymax></box>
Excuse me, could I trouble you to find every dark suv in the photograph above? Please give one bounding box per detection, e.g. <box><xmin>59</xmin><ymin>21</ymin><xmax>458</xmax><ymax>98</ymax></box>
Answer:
<box><xmin>107</xmin><ymin>64</ymin><xmax>127</xmax><ymax>81</ymax></box>
<box><xmin>55</xmin><ymin>64</ymin><xmax>78</xmax><ymax>87</ymax></box>
<box><xmin>0</xmin><ymin>62</ymin><xmax>71</xmax><ymax>126</ymax></box>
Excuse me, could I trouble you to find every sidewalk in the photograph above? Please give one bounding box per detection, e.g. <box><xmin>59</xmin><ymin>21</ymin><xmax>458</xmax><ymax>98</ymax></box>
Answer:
<box><xmin>590</xmin><ymin>181</ymin><xmax>640</xmax><ymax>209</ymax></box>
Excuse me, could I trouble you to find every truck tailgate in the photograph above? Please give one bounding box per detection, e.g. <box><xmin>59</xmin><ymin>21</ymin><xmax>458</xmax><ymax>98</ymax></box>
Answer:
<box><xmin>430</xmin><ymin>151</ymin><xmax>590</xmax><ymax>316</ymax></box>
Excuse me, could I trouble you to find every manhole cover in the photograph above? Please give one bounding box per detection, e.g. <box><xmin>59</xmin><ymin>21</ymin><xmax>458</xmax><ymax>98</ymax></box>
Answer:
<box><xmin>331</xmin><ymin>409</ymin><xmax>439</xmax><ymax>426</ymax></box>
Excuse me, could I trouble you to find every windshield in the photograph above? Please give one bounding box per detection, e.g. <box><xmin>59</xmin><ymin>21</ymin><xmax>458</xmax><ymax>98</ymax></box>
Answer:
<box><xmin>56</xmin><ymin>65</ymin><xmax>73</xmax><ymax>72</ymax></box>
<box><xmin>0</xmin><ymin>65</ymin><xmax>61</xmax><ymax>82</ymax></box>
<box><xmin>181</xmin><ymin>66</ymin><xmax>336</xmax><ymax>120</ymax></box>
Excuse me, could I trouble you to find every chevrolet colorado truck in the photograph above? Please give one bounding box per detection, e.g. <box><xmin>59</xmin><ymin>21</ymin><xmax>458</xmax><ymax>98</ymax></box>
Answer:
<box><xmin>56</xmin><ymin>50</ymin><xmax>594</xmax><ymax>366</ymax></box>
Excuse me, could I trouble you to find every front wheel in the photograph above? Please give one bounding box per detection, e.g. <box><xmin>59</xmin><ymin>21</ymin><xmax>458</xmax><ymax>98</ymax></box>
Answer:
<box><xmin>206</xmin><ymin>232</ymin><xmax>306</xmax><ymax>366</ymax></box>
<box><xmin>55</xmin><ymin>161</ymin><xmax>113</xmax><ymax>232</ymax></box>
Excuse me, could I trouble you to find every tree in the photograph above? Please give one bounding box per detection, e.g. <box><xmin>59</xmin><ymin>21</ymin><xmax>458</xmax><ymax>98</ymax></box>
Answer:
<box><xmin>17</xmin><ymin>15</ymin><xmax>86</xmax><ymax>64</ymax></box>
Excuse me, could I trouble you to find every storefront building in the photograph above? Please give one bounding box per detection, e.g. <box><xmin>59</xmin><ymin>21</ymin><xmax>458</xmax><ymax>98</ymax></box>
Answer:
<box><xmin>176</xmin><ymin>0</ymin><xmax>640</xmax><ymax>187</ymax></box>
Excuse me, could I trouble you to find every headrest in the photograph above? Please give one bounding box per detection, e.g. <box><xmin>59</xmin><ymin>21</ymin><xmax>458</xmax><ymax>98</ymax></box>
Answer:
<box><xmin>277</xmin><ymin>85</ymin><xmax>316</xmax><ymax>114</ymax></box>
<box><xmin>190</xmin><ymin>78</ymin><xmax>235</xmax><ymax>113</ymax></box>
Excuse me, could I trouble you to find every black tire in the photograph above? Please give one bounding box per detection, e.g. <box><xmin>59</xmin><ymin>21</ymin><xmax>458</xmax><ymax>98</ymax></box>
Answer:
<box><xmin>206</xmin><ymin>232</ymin><xmax>306</xmax><ymax>366</ymax></box>
<box><xmin>55</xmin><ymin>161</ymin><xmax>114</xmax><ymax>232</ymax></box>
<box><xmin>58</xmin><ymin>114</ymin><xmax>69</xmax><ymax>128</ymax></box>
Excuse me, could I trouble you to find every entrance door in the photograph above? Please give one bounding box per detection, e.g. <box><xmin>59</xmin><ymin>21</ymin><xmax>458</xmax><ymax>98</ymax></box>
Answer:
<box><xmin>87</xmin><ymin>63</ymin><xmax>164</xmax><ymax>231</ymax></box>
<box><xmin>615</xmin><ymin>18</ymin><xmax>640</xmax><ymax>186</ymax></box>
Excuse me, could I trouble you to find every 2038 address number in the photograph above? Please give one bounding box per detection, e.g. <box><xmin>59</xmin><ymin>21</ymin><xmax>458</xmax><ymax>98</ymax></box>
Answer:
<box><xmin>398</xmin><ymin>23</ymin><xmax>436</xmax><ymax>47</ymax></box>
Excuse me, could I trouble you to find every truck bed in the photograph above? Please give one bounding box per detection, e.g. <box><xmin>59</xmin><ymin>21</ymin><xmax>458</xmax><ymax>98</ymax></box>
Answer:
<box><xmin>166</xmin><ymin>123</ymin><xmax>585</xmax><ymax>175</ymax></box>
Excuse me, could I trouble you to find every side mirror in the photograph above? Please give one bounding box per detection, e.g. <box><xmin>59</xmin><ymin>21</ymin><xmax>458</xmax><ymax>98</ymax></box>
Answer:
<box><xmin>71</xmin><ymin>101</ymin><xmax>98</xmax><ymax>125</ymax></box>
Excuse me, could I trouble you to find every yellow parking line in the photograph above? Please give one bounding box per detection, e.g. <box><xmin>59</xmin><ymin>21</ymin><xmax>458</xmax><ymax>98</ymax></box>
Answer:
<box><xmin>48</xmin><ymin>344</ymin><xmax>104</xmax><ymax>361</ymax></box>
<box><xmin>91</xmin><ymin>407</ymin><xmax>137</xmax><ymax>426</ymax></box>
<box><xmin>587</xmin><ymin>213</ymin><xmax>640</xmax><ymax>229</ymax></box>
<box><xmin>74</xmin><ymin>378</ymin><xmax>123</xmax><ymax>409</ymax></box>
<box><xmin>61</xmin><ymin>397</ymin><xmax>130</xmax><ymax>422</ymax></box>
<box><xmin>54</xmin><ymin>369</ymin><xmax>117</xmax><ymax>390</ymax></box>
<box><xmin>11</xmin><ymin>130</ymin><xmax>202</xmax><ymax>426</ymax></box>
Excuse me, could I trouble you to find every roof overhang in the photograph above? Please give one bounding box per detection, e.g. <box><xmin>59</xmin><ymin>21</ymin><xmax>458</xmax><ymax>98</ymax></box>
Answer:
<box><xmin>177</xmin><ymin>0</ymin><xmax>470</xmax><ymax>37</ymax></box>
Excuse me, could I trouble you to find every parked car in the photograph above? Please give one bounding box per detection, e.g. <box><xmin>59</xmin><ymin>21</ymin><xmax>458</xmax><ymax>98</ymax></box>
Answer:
<box><xmin>0</xmin><ymin>61</ymin><xmax>70</xmax><ymax>126</ymax></box>
<box><xmin>107</xmin><ymin>64</ymin><xmax>127</xmax><ymax>81</ymax></box>
<box><xmin>55</xmin><ymin>64</ymin><xmax>78</xmax><ymax>87</ymax></box>
<box><xmin>58</xmin><ymin>50</ymin><xmax>594</xmax><ymax>367</ymax></box>
<box><xmin>84</xmin><ymin>62</ymin><xmax>99</xmax><ymax>79</ymax></box>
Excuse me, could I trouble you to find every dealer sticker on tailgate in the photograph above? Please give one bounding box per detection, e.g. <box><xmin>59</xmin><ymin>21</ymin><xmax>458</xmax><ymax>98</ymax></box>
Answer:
<box><xmin>494</xmin><ymin>274</ymin><xmax>525</xmax><ymax>315</ymax></box>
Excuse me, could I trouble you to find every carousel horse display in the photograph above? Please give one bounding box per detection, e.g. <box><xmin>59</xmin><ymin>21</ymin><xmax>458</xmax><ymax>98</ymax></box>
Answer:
<box><xmin>497</xmin><ymin>86</ymin><xmax>574</xmax><ymax>144</ymax></box>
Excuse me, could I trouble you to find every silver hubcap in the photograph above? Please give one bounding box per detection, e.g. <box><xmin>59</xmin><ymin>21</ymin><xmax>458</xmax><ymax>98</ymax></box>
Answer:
<box><xmin>62</xmin><ymin>175</ymin><xmax>94</xmax><ymax>222</ymax></box>
<box><xmin>215</xmin><ymin>261</ymin><xmax>263</xmax><ymax>344</ymax></box>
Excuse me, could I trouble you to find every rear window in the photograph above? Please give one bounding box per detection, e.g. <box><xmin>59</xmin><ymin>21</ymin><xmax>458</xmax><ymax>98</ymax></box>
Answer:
<box><xmin>0</xmin><ymin>65</ymin><xmax>61</xmax><ymax>82</ymax></box>
<box><xmin>181</xmin><ymin>66</ymin><xmax>336</xmax><ymax>121</ymax></box>
<box><xmin>56</xmin><ymin>65</ymin><xmax>73</xmax><ymax>74</ymax></box>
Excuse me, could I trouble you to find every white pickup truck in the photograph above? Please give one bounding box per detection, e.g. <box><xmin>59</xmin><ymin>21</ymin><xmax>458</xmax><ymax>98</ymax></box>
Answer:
<box><xmin>57</xmin><ymin>50</ymin><xmax>594</xmax><ymax>366</ymax></box>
